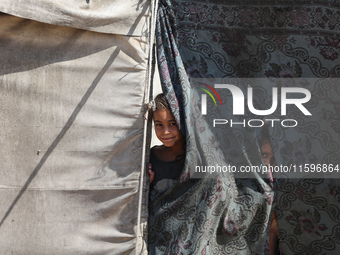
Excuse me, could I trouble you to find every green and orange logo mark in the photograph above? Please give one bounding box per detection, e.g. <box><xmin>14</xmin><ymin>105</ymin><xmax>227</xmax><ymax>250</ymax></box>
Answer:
<box><xmin>199</xmin><ymin>82</ymin><xmax>222</xmax><ymax>114</ymax></box>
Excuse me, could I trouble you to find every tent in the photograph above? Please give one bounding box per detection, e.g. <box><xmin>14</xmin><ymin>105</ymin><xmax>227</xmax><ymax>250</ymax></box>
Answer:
<box><xmin>0</xmin><ymin>1</ymin><xmax>152</xmax><ymax>254</ymax></box>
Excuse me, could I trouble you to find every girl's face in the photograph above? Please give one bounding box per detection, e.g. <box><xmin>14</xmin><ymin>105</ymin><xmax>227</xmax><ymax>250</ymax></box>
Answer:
<box><xmin>153</xmin><ymin>109</ymin><xmax>184</xmax><ymax>148</ymax></box>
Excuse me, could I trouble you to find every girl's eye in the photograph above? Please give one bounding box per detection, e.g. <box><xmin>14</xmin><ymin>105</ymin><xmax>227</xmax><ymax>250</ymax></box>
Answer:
<box><xmin>170</xmin><ymin>122</ymin><xmax>177</xmax><ymax>126</ymax></box>
<box><xmin>155</xmin><ymin>123</ymin><xmax>162</xmax><ymax>127</ymax></box>
<box><xmin>262</xmin><ymin>153</ymin><xmax>268</xmax><ymax>158</ymax></box>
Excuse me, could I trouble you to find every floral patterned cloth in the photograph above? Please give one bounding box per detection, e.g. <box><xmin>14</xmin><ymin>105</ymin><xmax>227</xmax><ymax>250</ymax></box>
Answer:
<box><xmin>149</xmin><ymin>1</ymin><xmax>340</xmax><ymax>254</ymax></box>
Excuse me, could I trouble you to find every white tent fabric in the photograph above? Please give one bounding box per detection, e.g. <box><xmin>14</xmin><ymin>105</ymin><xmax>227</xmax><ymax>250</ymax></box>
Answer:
<box><xmin>0</xmin><ymin>0</ymin><xmax>150</xmax><ymax>36</ymax></box>
<box><xmin>0</xmin><ymin>1</ymin><xmax>151</xmax><ymax>254</ymax></box>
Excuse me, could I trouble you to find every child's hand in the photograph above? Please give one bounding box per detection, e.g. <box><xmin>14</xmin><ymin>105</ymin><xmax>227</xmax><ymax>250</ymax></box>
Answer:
<box><xmin>148</xmin><ymin>163</ymin><xmax>154</xmax><ymax>183</ymax></box>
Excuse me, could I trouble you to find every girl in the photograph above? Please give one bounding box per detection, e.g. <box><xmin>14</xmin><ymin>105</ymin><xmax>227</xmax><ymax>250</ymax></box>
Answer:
<box><xmin>148</xmin><ymin>93</ymin><xmax>186</xmax><ymax>201</ymax></box>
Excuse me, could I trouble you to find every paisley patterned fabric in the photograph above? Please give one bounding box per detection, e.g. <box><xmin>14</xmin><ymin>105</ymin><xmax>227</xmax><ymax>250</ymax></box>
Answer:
<box><xmin>149</xmin><ymin>0</ymin><xmax>340</xmax><ymax>254</ymax></box>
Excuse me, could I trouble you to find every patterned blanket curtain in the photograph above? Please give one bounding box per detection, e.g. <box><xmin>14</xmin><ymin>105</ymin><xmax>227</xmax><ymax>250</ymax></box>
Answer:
<box><xmin>149</xmin><ymin>1</ymin><xmax>274</xmax><ymax>254</ymax></box>
<box><xmin>149</xmin><ymin>0</ymin><xmax>340</xmax><ymax>254</ymax></box>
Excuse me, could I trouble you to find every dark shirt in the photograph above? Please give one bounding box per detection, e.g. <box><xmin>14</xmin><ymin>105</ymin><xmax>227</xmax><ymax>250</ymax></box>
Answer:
<box><xmin>149</xmin><ymin>146</ymin><xmax>185</xmax><ymax>201</ymax></box>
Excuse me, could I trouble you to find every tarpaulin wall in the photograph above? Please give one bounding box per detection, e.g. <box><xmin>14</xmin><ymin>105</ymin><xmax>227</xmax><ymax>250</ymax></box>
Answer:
<box><xmin>0</xmin><ymin>1</ymin><xmax>151</xmax><ymax>254</ymax></box>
